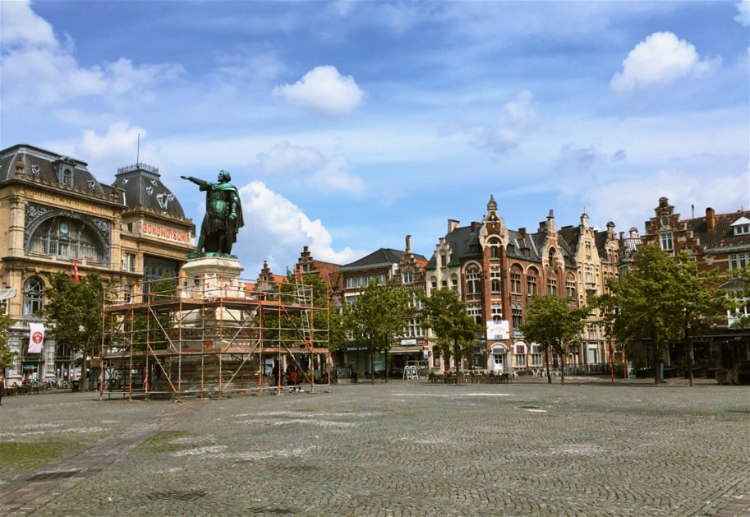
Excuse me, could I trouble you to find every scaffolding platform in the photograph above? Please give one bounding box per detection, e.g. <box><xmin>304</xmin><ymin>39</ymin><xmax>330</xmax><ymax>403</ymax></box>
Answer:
<box><xmin>98</xmin><ymin>267</ymin><xmax>331</xmax><ymax>400</ymax></box>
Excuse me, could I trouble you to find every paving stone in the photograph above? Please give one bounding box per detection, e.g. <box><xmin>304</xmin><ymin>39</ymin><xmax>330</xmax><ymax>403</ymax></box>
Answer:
<box><xmin>0</xmin><ymin>380</ymin><xmax>747</xmax><ymax>516</ymax></box>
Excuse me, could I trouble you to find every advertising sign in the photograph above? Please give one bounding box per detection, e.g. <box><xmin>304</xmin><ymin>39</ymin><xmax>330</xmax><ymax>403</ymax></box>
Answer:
<box><xmin>486</xmin><ymin>320</ymin><xmax>510</xmax><ymax>340</ymax></box>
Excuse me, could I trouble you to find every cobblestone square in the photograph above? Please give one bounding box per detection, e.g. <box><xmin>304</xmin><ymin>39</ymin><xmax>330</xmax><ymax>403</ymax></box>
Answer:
<box><xmin>1</xmin><ymin>380</ymin><xmax>748</xmax><ymax>516</ymax></box>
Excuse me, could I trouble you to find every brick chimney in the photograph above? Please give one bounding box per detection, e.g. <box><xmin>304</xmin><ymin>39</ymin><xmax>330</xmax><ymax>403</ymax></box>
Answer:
<box><xmin>706</xmin><ymin>207</ymin><xmax>716</xmax><ymax>232</ymax></box>
<box><xmin>405</xmin><ymin>234</ymin><xmax>412</xmax><ymax>254</ymax></box>
<box><xmin>519</xmin><ymin>227</ymin><xmax>527</xmax><ymax>238</ymax></box>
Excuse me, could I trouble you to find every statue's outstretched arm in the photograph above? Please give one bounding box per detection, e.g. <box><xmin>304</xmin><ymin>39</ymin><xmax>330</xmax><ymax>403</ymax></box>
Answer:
<box><xmin>180</xmin><ymin>176</ymin><xmax>210</xmax><ymax>189</ymax></box>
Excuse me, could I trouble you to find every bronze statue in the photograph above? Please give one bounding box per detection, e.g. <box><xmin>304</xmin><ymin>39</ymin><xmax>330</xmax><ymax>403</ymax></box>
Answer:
<box><xmin>181</xmin><ymin>170</ymin><xmax>244</xmax><ymax>255</ymax></box>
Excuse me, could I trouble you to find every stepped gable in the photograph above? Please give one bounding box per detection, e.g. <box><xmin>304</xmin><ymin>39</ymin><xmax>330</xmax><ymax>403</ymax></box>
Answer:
<box><xmin>113</xmin><ymin>163</ymin><xmax>185</xmax><ymax>219</ymax></box>
<box><xmin>0</xmin><ymin>143</ymin><xmax>106</xmax><ymax>196</ymax></box>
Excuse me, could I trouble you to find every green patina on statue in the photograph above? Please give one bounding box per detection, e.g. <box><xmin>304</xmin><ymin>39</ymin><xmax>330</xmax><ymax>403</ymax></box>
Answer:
<box><xmin>181</xmin><ymin>170</ymin><xmax>244</xmax><ymax>256</ymax></box>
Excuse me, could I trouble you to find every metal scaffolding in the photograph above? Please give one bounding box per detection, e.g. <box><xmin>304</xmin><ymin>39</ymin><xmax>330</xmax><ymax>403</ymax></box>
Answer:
<box><xmin>98</xmin><ymin>271</ymin><xmax>331</xmax><ymax>400</ymax></box>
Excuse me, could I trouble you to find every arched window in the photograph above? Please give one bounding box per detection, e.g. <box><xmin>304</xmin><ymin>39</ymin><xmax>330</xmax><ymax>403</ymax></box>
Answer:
<box><xmin>488</xmin><ymin>238</ymin><xmax>501</xmax><ymax>259</ymax></box>
<box><xmin>510</xmin><ymin>265</ymin><xmax>522</xmax><ymax>294</ymax></box>
<box><xmin>27</xmin><ymin>216</ymin><xmax>105</xmax><ymax>263</ymax></box>
<box><xmin>527</xmin><ymin>268</ymin><xmax>538</xmax><ymax>296</ymax></box>
<box><xmin>466</xmin><ymin>264</ymin><xmax>482</xmax><ymax>295</ymax></box>
<box><xmin>23</xmin><ymin>277</ymin><xmax>44</xmax><ymax>318</ymax></box>
<box><xmin>566</xmin><ymin>273</ymin><xmax>576</xmax><ymax>297</ymax></box>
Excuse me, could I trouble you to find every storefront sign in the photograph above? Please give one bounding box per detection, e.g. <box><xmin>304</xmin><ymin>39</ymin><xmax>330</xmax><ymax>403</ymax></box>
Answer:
<box><xmin>142</xmin><ymin>222</ymin><xmax>189</xmax><ymax>243</ymax></box>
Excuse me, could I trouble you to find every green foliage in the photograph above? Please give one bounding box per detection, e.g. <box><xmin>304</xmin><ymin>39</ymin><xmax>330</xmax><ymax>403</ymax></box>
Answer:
<box><xmin>327</xmin><ymin>308</ymin><xmax>350</xmax><ymax>352</ymax></box>
<box><xmin>345</xmin><ymin>282</ymin><xmax>411</xmax><ymax>380</ymax></box>
<box><xmin>421</xmin><ymin>288</ymin><xmax>482</xmax><ymax>372</ymax></box>
<box><xmin>148</xmin><ymin>274</ymin><xmax>178</xmax><ymax>301</ymax></box>
<box><xmin>606</xmin><ymin>243</ymin><xmax>727</xmax><ymax>383</ymax></box>
<box><xmin>727</xmin><ymin>266</ymin><xmax>750</xmax><ymax>328</ymax></box>
<box><xmin>348</xmin><ymin>282</ymin><xmax>411</xmax><ymax>352</ymax></box>
<box><xmin>0</xmin><ymin>313</ymin><xmax>15</xmax><ymax>370</ymax></box>
<box><xmin>521</xmin><ymin>294</ymin><xmax>588</xmax><ymax>383</ymax></box>
<box><xmin>42</xmin><ymin>271</ymin><xmax>104</xmax><ymax>391</ymax></box>
<box><xmin>43</xmin><ymin>271</ymin><xmax>103</xmax><ymax>355</ymax></box>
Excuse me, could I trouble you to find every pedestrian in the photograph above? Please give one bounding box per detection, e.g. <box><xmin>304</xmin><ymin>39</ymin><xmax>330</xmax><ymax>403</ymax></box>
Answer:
<box><xmin>0</xmin><ymin>375</ymin><xmax>5</xmax><ymax>405</ymax></box>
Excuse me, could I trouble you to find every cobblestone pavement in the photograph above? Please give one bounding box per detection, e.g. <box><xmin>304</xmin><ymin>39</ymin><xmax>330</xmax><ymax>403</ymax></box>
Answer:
<box><xmin>0</xmin><ymin>379</ymin><xmax>748</xmax><ymax>516</ymax></box>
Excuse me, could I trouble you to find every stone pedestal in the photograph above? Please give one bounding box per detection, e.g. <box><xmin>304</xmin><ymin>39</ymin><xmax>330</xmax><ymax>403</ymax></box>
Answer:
<box><xmin>180</xmin><ymin>255</ymin><xmax>245</xmax><ymax>300</ymax></box>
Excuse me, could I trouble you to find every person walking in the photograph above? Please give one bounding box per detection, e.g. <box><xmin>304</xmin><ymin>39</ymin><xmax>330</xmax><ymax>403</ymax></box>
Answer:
<box><xmin>0</xmin><ymin>375</ymin><xmax>6</xmax><ymax>405</ymax></box>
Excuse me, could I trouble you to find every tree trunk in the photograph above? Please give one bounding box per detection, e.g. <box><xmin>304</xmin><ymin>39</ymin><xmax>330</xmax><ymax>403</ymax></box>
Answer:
<box><xmin>544</xmin><ymin>349</ymin><xmax>552</xmax><ymax>384</ymax></box>
<box><xmin>369</xmin><ymin>351</ymin><xmax>375</xmax><ymax>384</ymax></box>
<box><xmin>560</xmin><ymin>350</ymin><xmax>566</xmax><ymax>385</ymax></box>
<box><xmin>384</xmin><ymin>349</ymin><xmax>389</xmax><ymax>383</ymax></box>
<box><xmin>653</xmin><ymin>342</ymin><xmax>661</xmax><ymax>384</ymax></box>
<box><xmin>454</xmin><ymin>340</ymin><xmax>461</xmax><ymax>383</ymax></box>
<box><xmin>81</xmin><ymin>354</ymin><xmax>88</xmax><ymax>392</ymax></box>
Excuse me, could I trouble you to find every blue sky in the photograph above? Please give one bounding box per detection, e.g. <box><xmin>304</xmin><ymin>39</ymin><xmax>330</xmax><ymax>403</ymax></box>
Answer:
<box><xmin>2</xmin><ymin>0</ymin><xmax>748</xmax><ymax>276</ymax></box>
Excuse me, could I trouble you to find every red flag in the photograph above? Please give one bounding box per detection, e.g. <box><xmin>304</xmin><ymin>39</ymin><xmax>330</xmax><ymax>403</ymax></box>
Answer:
<box><xmin>73</xmin><ymin>261</ymin><xmax>79</xmax><ymax>284</ymax></box>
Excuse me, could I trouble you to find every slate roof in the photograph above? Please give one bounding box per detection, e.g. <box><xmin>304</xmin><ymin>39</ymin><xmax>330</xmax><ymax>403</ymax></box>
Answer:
<box><xmin>687</xmin><ymin>211</ymin><xmax>750</xmax><ymax>251</ymax></box>
<box><xmin>426</xmin><ymin>225</ymin><xmax>482</xmax><ymax>269</ymax></box>
<box><xmin>0</xmin><ymin>143</ymin><xmax>106</xmax><ymax>196</ymax></box>
<box><xmin>342</xmin><ymin>248</ymin><xmax>427</xmax><ymax>270</ymax></box>
<box><xmin>113</xmin><ymin>164</ymin><xmax>186</xmax><ymax>219</ymax></box>
<box><xmin>427</xmin><ymin>221</ymin><xmax>577</xmax><ymax>270</ymax></box>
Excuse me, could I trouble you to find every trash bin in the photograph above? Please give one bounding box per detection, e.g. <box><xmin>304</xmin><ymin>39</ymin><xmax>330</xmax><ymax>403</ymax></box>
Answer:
<box><xmin>71</xmin><ymin>380</ymin><xmax>80</xmax><ymax>392</ymax></box>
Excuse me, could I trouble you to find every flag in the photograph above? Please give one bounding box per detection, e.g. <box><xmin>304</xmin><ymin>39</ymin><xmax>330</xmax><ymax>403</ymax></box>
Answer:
<box><xmin>28</xmin><ymin>322</ymin><xmax>45</xmax><ymax>353</ymax></box>
<box><xmin>73</xmin><ymin>261</ymin><xmax>79</xmax><ymax>284</ymax></box>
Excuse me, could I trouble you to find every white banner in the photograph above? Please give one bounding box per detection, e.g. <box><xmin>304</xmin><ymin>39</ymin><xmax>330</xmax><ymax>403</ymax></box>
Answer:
<box><xmin>486</xmin><ymin>320</ymin><xmax>510</xmax><ymax>340</ymax></box>
<box><xmin>28</xmin><ymin>322</ymin><xmax>45</xmax><ymax>353</ymax></box>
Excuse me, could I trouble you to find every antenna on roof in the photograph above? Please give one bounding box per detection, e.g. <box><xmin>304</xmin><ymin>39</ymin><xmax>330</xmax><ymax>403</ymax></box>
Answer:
<box><xmin>136</xmin><ymin>133</ymin><xmax>141</xmax><ymax>165</ymax></box>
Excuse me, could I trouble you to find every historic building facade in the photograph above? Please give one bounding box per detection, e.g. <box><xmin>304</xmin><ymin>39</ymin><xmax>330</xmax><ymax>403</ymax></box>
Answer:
<box><xmin>559</xmin><ymin>215</ymin><xmax>620</xmax><ymax>372</ymax></box>
<box><xmin>424</xmin><ymin>197</ymin><xmax>618</xmax><ymax>374</ymax></box>
<box><xmin>0</xmin><ymin>144</ymin><xmax>194</xmax><ymax>384</ymax></box>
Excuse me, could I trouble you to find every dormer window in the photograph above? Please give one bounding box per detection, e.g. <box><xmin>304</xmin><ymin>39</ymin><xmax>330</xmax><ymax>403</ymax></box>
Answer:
<box><xmin>731</xmin><ymin>217</ymin><xmax>750</xmax><ymax>236</ymax></box>
<box><xmin>61</xmin><ymin>167</ymin><xmax>73</xmax><ymax>187</ymax></box>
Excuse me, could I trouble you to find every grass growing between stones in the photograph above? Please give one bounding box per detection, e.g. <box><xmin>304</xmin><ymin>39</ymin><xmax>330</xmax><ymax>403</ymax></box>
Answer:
<box><xmin>135</xmin><ymin>431</ymin><xmax>191</xmax><ymax>454</ymax></box>
<box><xmin>0</xmin><ymin>442</ymin><xmax>66</xmax><ymax>479</ymax></box>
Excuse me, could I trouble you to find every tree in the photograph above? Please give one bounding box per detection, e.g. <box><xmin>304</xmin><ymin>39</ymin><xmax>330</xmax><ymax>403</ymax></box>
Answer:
<box><xmin>521</xmin><ymin>295</ymin><xmax>588</xmax><ymax>384</ymax></box>
<box><xmin>0</xmin><ymin>314</ymin><xmax>15</xmax><ymax>372</ymax></box>
<box><xmin>421</xmin><ymin>288</ymin><xmax>482</xmax><ymax>376</ymax></box>
<box><xmin>347</xmin><ymin>282</ymin><xmax>411</xmax><ymax>383</ymax></box>
<box><xmin>606</xmin><ymin>243</ymin><xmax>726</xmax><ymax>384</ymax></box>
<box><xmin>673</xmin><ymin>257</ymin><xmax>729</xmax><ymax>386</ymax></box>
<box><xmin>43</xmin><ymin>271</ymin><xmax>104</xmax><ymax>391</ymax></box>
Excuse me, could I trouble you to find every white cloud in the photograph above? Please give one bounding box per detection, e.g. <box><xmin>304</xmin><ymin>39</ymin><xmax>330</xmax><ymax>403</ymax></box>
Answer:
<box><xmin>253</xmin><ymin>142</ymin><xmax>365</xmax><ymax>196</ymax></box>
<box><xmin>77</xmin><ymin>122</ymin><xmax>146</xmax><ymax>164</ymax></box>
<box><xmin>309</xmin><ymin>156</ymin><xmax>365</xmax><ymax>195</ymax></box>
<box><xmin>273</xmin><ymin>65</ymin><xmax>364</xmax><ymax>117</ymax></box>
<box><xmin>474</xmin><ymin>90</ymin><xmax>538</xmax><ymax>154</ymax></box>
<box><xmin>611</xmin><ymin>32</ymin><xmax>720</xmax><ymax>94</ymax></box>
<box><xmin>0</xmin><ymin>0</ymin><xmax>182</xmax><ymax>109</ymax></box>
<box><xmin>736</xmin><ymin>0</ymin><xmax>750</xmax><ymax>26</ymax></box>
<box><xmin>255</xmin><ymin>142</ymin><xmax>324</xmax><ymax>174</ymax></box>
<box><xmin>582</xmin><ymin>167</ymin><xmax>749</xmax><ymax>234</ymax></box>
<box><xmin>236</xmin><ymin>181</ymin><xmax>361</xmax><ymax>273</ymax></box>
<box><xmin>0</xmin><ymin>0</ymin><xmax>56</xmax><ymax>48</ymax></box>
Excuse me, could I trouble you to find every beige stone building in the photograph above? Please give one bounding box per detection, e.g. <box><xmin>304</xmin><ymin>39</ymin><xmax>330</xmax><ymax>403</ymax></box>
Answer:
<box><xmin>0</xmin><ymin>144</ymin><xmax>194</xmax><ymax>385</ymax></box>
